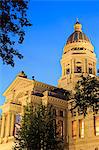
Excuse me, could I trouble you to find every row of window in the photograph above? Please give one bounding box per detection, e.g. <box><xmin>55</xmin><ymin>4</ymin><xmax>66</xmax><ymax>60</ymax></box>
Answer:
<box><xmin>72</xmin><ymin>116</ymin><xmax>99</xmax><ymax>138</ymax></box>
<box><xmin>64</xmin><ymin>67</ymin><xmax>93</xmax><ymax>75</ymax></box>
<box><xmin>14</xmin><ymin>114</ymin><xmax>64</xmax><ymax>139</ymax></box>
<box><xmin>71</xmin><ymin>106</ymin><xmax>99</xmax><ymax>117</ymax></box>
<box><xmin>72</xmin><ymin>119</ymin><xmax>84</xmax><ymax>138</ymax></box>
<box><xmin>64</xmin><ymin>48</ymin><xmax>93</xmax><ymax>54</ymax></box>
<box><xmin>71</xmin><ymin>47</ymin><xmax>85</xmax><ymax>51</ymax></box>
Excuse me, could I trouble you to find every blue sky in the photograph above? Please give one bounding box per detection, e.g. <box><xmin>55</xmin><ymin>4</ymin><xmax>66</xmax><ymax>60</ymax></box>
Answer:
<box><xmin>0</xmin><ymin>1</ymin><xmax>99</xmax><ymax>107</ymax></box>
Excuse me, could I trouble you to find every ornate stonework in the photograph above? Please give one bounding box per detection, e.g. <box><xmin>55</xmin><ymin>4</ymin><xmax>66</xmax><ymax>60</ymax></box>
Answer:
<box><xmin>0</xmin><ymin>21</ymin><xmax>99</xmax><ymax>150</ymax></box>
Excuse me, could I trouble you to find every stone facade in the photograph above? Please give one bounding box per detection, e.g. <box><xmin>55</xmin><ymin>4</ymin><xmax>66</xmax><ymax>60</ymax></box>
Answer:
<box><xmin>0</xmin><ymin>21</ymin><xmax>99</xmax><ymax>150</ymax></box>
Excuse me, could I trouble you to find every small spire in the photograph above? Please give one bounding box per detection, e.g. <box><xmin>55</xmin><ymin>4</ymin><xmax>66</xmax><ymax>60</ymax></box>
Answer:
<box><xmin>76</xmin><ymin>17</ymin><xmax>79</xmax><ymax>22</ymax></box>
<box><xmin>75</xmin><ymin>18</ymin><xmax>80</xmax><ymax>24</ymax></box>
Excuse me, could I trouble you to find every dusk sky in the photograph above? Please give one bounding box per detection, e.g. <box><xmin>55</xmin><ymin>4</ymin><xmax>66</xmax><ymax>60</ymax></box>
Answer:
<box><xmin>0</xmin><ymin>1</ymin><xmax>99</xmax><ymax>107</ymax></box>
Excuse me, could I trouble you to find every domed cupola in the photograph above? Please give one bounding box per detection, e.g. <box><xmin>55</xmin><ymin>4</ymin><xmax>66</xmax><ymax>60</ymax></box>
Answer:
<box><xmin>66</xmin><ymin>20</ymin><xmax>90</xmax><ymax>44</ymax></box>
<box><xmin>58</xmin><ymin>20</ymin><xmax>96</xmax><ymax>90</ymax></box>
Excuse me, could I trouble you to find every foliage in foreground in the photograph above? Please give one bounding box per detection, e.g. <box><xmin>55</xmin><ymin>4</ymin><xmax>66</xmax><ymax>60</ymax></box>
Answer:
<box><xmin>73</xmin><ymin>75</ymin><xmax>99</xmax><ymax>116</ymax></box>
<box><xmin>13</xmin><ymin>103</ymin><xmax>64</xmax><ymax>150</ymax></box>
<box><xmin>0</xmin><ymin>0</ymin><xmax>31</xmax><ymax>66</ymax></box>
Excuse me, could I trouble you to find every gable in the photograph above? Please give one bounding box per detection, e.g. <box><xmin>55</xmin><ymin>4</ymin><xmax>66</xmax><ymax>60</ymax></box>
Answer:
<box><xmin>3</xmin><ymin>76</ymin><xmax>33</xmax><ymax>97</ymax></box>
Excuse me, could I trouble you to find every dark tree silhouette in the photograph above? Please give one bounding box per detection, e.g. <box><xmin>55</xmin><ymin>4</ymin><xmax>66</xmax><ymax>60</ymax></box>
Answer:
<box><xmin>0</xmin><ymin>0</ymin><xmax>32</xmax><ymax>67</ymax></box>
<box><xmin>13</xmin><ymin>103</ymin><xmax>64</xmax><ymax>150</ymax></box>
<box><xmin>73</xmin><ymin>75</ymin><xmax>99</xmax><ymax>116</ymax></box>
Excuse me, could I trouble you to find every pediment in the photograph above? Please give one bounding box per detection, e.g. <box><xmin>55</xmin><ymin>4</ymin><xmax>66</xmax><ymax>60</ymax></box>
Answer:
<box><xmin>3</xmin><ymin>76</ymin><xmax>33</xmax><ymax>97</ymax></box>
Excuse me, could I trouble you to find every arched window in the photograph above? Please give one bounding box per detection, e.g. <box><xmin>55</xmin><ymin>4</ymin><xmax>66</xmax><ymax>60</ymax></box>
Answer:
<box><xmin>66</xmin><ymin>68</ymin><xmax>70</xmax><ymax>74</ymax></box>
<box><xmin>89</xmin><ymin>68</ymin><xmax>92</xmax><ymax>74</ymax></box>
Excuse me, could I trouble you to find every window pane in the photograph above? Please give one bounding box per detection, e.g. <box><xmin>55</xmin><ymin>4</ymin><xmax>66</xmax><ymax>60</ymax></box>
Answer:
<box><xmin>58</xmin><ymin>120</ymin><xmax>63</xmax><ymax>138</ymax></box>
<box><xmin>14</xmin><ymin>114</ymin><xmax>21</xmax><ymax>137</ymax></box>
<box><xmin>72</xmin><ymin>120</ymin><xmax>77</xmax><ymax>138</ymax></box>
<box><xmin>79</xmin><ymin>119</ymin><xmax>84</xmax><ymax>138</ymax></box>
<box><xmin>95</xmin><ymin>116</ymin><xmax>99</xmax><ymax>136</ymax></box>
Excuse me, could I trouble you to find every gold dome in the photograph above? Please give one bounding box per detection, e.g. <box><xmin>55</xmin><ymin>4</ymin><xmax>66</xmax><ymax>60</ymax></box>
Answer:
<box><xmin>66</xmin><ymin>21</ymin><xmax>90</xmax><ymax>44</ymax></box>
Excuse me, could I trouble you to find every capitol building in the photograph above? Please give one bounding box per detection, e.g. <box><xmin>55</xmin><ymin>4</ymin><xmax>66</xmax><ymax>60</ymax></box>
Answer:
<box><xmin>0</xmin><ymin>21</ymin><xmax>99</xmax><ymax>150</ymax></box>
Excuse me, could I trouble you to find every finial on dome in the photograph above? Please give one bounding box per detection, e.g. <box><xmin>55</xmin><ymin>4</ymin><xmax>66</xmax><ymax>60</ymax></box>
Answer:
<box><xmin>74</xmin><ymin>18</ymin><xmax>82</xmax><ymax>31</ymax></box>
<box><xmin>76</xmin><ymin>18</ymin><xmax>79</xmax><ymax>22</ymax></box>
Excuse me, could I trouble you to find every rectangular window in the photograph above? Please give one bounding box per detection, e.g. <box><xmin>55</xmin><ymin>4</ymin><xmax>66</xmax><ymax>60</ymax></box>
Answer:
<box><xmin>72</xmin><ymin>120</ymin><xmax>77</xmax><ymax>138</ymax></box>
<box><xmin>14</xmin><ymin>114</ymin><xmax>21</xmax><ymax>137</ymax></box>
<box><xmin>94</xmin><ymin>116</ymin><xmax>99</xmax><ymax>136</ymax></box>
<box><xmin>79</xmin><ymin>119</ymin><xmax>84</xmax><ymax>138</ymax></box>
<box><xmin>58</xmin><ymin>120</ymin><xmax>63</xmax><ymax>138</ymax></box>
<box><xmin>60</xmin><ymin>110</ymin><xmax>63</xmax><ymax>117</ymax></box>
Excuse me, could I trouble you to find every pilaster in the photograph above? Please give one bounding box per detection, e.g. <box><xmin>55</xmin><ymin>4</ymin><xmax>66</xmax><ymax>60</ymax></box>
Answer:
<box><xmin>1</xmin><ymin>114</ymin><xmax>5</xmax><ymax>138</ymax></box>
<box><xmin>10</xmin><ymin>113</ymin><xmax>15</xmax><ymax>136</ymax></box>
<box><xmin>5</xmin><ymin>112</ymin><xmax>11</xmax><ymax>137</ymax></box>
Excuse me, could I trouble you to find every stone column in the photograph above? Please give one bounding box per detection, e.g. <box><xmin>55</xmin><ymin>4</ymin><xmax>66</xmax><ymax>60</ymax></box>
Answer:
<box><xmin>10</xmin><ymin>113</ymin><xmax>15</xmax><ymax>136</ymax></box>
<box><xmin>1</xmin><ymin>114</ymin><xmax>5</xmax><ymax>138</ymax></box>
<box><xmin>5</xmin><ymin>112</ymin><xmax>11</xmax><ymax>137</ymax></box>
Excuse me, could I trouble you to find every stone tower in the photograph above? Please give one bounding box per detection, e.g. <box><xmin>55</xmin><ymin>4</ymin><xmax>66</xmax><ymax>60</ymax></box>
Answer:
<box><xmin>58</xmin><ymin>20</ymin><xmax>96</xmax><ymax>90</ymax></box>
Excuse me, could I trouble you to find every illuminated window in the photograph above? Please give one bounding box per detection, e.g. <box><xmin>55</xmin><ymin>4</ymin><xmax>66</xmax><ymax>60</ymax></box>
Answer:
<box><xmin>94</xmin><ymin>116</ymin><xmax>99</xmax><ymax>136</ymax></box>
<box><xmin>79</xmin><ymin>119</ymin><xmax>84</xmax><ymax>138</ymax></box>
<box><xmin>72</xmin><ymin>120</ymin><xmax>77</xmax><ymax>138</ymax></box>
<box><xmin>58</xmin><ymin>120</ymin><xmax>63</xmax><ymax>138</ymax></box>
